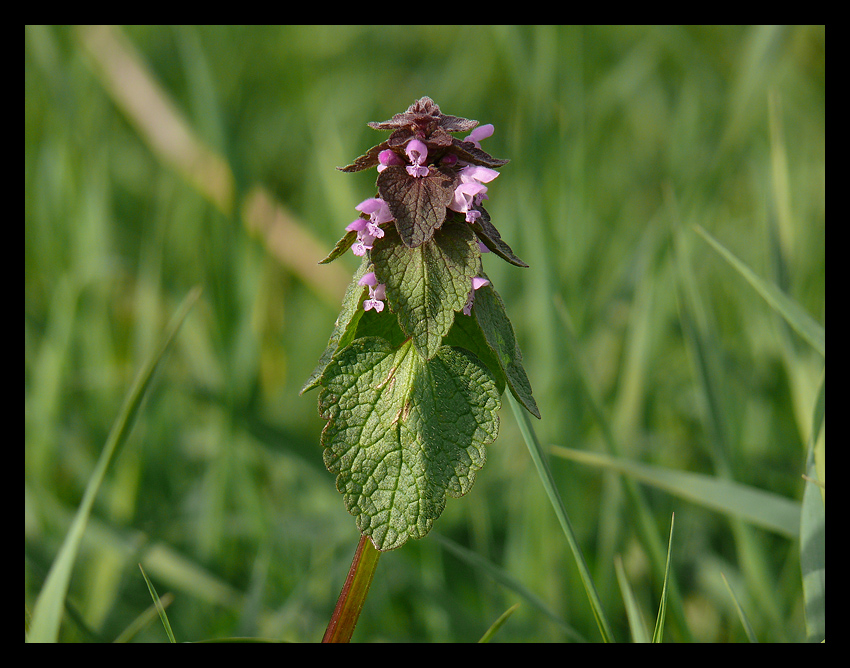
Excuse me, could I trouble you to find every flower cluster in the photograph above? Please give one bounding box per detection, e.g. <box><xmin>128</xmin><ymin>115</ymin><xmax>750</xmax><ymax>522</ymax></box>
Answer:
<box><xmin>354</xmin><ymin>125</ymin><xmax>500</xmax><ymax>235</ymax></box>
<box><xmin>336</xmin><ymin>98</ymin><xmax>518</xmax><ymax>315</ymax></box>
<box><xmin>305</xmin><ymin>97</ymin><xmax>540</xmax><ymax>553</ymax></box>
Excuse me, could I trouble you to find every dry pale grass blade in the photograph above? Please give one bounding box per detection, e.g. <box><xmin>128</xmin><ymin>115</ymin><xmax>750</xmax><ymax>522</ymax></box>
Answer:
<box><xmin>27</xmin><ymin>287</ymin><xmax>201</xmax><ymax>643</ymax></box>
<box><xmin>242</xmin><ymin>186</ymin><xmax>351</xmax><ymax>305</ymax></box>
<box><xmin>77</xmin><ymin>26</ymin><xmax>352</xmax><ymax>307</ymax></box>
<box><xmin>76</xmin><ymin>25</ymin><xmax>234</xmax><ymax>215</ymax></box>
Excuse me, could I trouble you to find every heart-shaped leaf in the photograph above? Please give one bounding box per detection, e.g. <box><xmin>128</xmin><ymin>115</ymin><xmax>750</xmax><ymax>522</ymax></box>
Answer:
<box><xmin>318</xmin><ymin>337</ymin><xmax>500</xmax><ymax>551</ymax></box>
<box><xmin>377</xmin><ymin>165</ymin><xmax>459</xmax><ymax>248</ymax></box>
<box><xmin>371</xmin><ymin>221</ymin><xmax>479</xmax><ymax>360</ymax></box>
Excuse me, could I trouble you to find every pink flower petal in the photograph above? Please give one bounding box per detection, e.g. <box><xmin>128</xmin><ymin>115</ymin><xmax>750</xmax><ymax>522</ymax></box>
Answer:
<box><xmin>460</xmin><ymin>165</ymin><xmax>500</xmax><ymax>184</ymax></box>
<box><xmin>405</xmin><ymin>139</ymin><xmax>428</xmax><ymax>165</ymax></box>
<box><xmin>464</xmin><ymin>124</ymin><xmax>494</xmax><ymax>147</ymax></box>
<box><xmin>346</xmin><ymin>219</ymin><xmax>369</xmax><ymax>232</ymax></box>
<box><xmin>359</xmin><ymin>272</ymin><xmax>377</xmax><ymax>287</ymax></box>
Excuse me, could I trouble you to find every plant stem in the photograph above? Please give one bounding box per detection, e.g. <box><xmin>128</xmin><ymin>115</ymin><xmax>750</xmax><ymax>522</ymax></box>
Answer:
<box><xmin>322</xmin><ymin>534</ymin><xmax>382</xmax><ymax>642</ymax></box>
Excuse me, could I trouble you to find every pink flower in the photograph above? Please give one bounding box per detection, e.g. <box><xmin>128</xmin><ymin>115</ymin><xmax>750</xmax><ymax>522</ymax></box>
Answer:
<box><xmin>405</xmin><ymin>139</ymin><xmax>429</xmax><ymax>178</ymax></box>
<box><xmin>449</xmin><ymin>182</ymin><xmax>488</xmax><ymax>223</ymax></box>
<box><xmin>347</xmin><ymin>198</ymin><xmax>393</xmax><ymax>255</ymax></box>
<box><xmin>377</xmin><ymin>149</ymin><xmax>403</xmax><ymax>173</ymax></box>
<box><xmin>358</xmin><ymin>271</ymin><xmax>387</xmax><ymax>312</ymax></box>
<box><xmin>355</xmin><ymin>198</ymin><xmax>393</xmax><ymax>225</ymax></box>
<box><xmin>463</xmin><ymin>124</ymin><xmax>494</xmax><ymax>148</ymax></box>
<box><xmin>459</xmin><ymin>165</ymin><xmax>499</xmax><ymax>184</ymax></box>
<box><xmin>448</xmin><ymin>165</ymin><xmax>500</xmax><ymax>224</ymax></box>
<box><xmin>346</xmin><ymin>219</ymin><xmax>378</xmax><ymax>256</ymax></box>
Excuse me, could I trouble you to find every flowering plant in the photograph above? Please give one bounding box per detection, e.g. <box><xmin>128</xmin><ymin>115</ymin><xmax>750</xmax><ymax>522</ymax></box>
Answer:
<box><xmin>302</xmin><ymin>97</ymin><xmax>539</xmax><ymax>553</ymax></box>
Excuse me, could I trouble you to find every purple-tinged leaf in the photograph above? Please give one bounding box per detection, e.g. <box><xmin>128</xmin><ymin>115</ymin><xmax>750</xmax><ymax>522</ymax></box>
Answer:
<box><xmin>338</xmin><ymin>142</ymin><xmax>390</xmax><ymax>173</ymax></box>
<box><xmin>377</xmin><ymin>165</ymin><xmax>459</xmax><ymax>248</ymax></box>
<box><xmin>450</xmin><ymin>139</ymin><xmax>509</xmax><ymax>168</ymax></box>
<box><xmin>467</xmin><ymin>208</ymin><xmax>528</xmax><ymax>268</ymax></box>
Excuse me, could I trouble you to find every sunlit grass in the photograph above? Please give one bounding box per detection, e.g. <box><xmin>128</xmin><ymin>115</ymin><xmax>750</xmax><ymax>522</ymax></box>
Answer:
<box><xmin>26</xmin><ymin>25</ymin><xmax>824</xmax><ymax>642</ymax></box>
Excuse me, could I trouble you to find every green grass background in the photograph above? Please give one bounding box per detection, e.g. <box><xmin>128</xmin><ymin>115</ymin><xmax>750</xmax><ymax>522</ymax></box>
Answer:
<box><xmin>25</xmin><ymin>25</ymin><xmax>824</xmax><ymax>642</ymax></box>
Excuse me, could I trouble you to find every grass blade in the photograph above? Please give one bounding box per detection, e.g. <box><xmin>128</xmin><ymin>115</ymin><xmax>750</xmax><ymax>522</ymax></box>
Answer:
<box><xmin>694</xmin><ymin>224</ymin><xmax>824</xmax><ymax>357</ymax></box>
<box><xmin>721</xmin><ymin>572</ymin><xmax>759</xmax><ymax>642</ymax></box>
<box><xmin>551</xmin><ymin>446</ymin><xmax>800</xmax><ymax>539</ymax></box>
<box><xmin>651</xmin><ymin>514</ymin><xmax>674</xmax><ymax>643</ymax></box>
<box><xmin>478</xmin><ymin>603</ymin><xmax>520</xmax><ymax>643</ymax></box>
<box><xmin>113</xmin><ymin>592</ymin><xmax>175</xmax><ymax>643</ymax></box>
<box><xmin>27</xmin><ymin>287</ymin><xmax>201</xmax><ymax>643</ymax></box>
<box><xmin>615</xmin><ymin>556</ymin><xmax>649</xmax><ymax>643</ymax></box>
<box><xmin>509</xmin><ymin>394</ymin><xmax>615</xmax><ymax>642</ymax></box>
<box><xmin>139</xmin><ymin>564</ymin><xmax>176</xmax><ymax>643</ymax></box>
<box><xmin>801</xmin><ymin>373</ymin><xmax>825</xmax><ymax>642</ymax></box>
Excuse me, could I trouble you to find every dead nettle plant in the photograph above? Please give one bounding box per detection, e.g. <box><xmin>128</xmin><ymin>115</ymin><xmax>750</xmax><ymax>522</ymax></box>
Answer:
<box><xmin>301</xmin><ymin>97</ymin><xmax>539</xmax><ymax>641</ymax></box>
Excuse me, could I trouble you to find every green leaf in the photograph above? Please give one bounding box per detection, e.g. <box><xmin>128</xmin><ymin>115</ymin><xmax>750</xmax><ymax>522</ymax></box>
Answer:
<box><xmin>319</xmin><ymin>229</ymin><xmax>358</xmax><ymax>264</ymax></box>
<box><xmin>443</xmin><ymin>309</ymin><xmax>506</xmax><ymax>397</ymax></box>
<box><xmin>372</xmin><ymin>221</ymin><xmax>479</xmax><ymax>360</ymax></box>
<box><xmin>318</xmin><ymin>338</ymin><xmax>500</xmax><ymax>551</ymax></box>
<box><xmin>303</xmin><ymin>257</ymin><xmax>413</xmax><ymax>394</ymax></box>
<box><xmin>377</xmin><ymin>165</ymin><xmax>459</xmax><ymax>248</ymax></box>
<box><xmin>353</xmin><ymin>301</ymin><xmax>408</xmax><ymax>348</ymax></box>
<box><xmin>319</xmin><ymin>222</ymin><xmax>394</xmax><ymax>264</ymax></box>
<box><xmin>301</xmin><ymin>260</ymin><xmax>370</xmax><ymax>394</ymax></box>
<box><xmin>473</xmin><ymin>277</ymin><xmax>540</xmax><ymax>418</ymax></box>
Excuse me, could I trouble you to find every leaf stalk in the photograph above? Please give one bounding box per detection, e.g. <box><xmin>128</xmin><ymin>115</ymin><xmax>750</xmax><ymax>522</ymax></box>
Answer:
<box><xmin>322</xmin><ymin>535</ymin><xmax>382</xmax><ymax>642</ymax></box>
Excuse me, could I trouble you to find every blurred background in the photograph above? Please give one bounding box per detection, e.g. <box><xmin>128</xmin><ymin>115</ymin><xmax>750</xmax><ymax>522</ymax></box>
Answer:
<box><xmin>25</xmin><ymin>25</ymin><xmax>824</xmax><ymax>642</ymax></box>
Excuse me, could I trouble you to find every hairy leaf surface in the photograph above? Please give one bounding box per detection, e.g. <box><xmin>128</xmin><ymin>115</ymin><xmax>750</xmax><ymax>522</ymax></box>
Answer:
<box><xmin>371</xmin><ymin>221</ymin><xmax>479</xmax><ymax>360</ymax></box>
<box><xmin>318</xmin><ymin>338</ymin><xmax>500</xmax><ymax>551</ymax></box>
